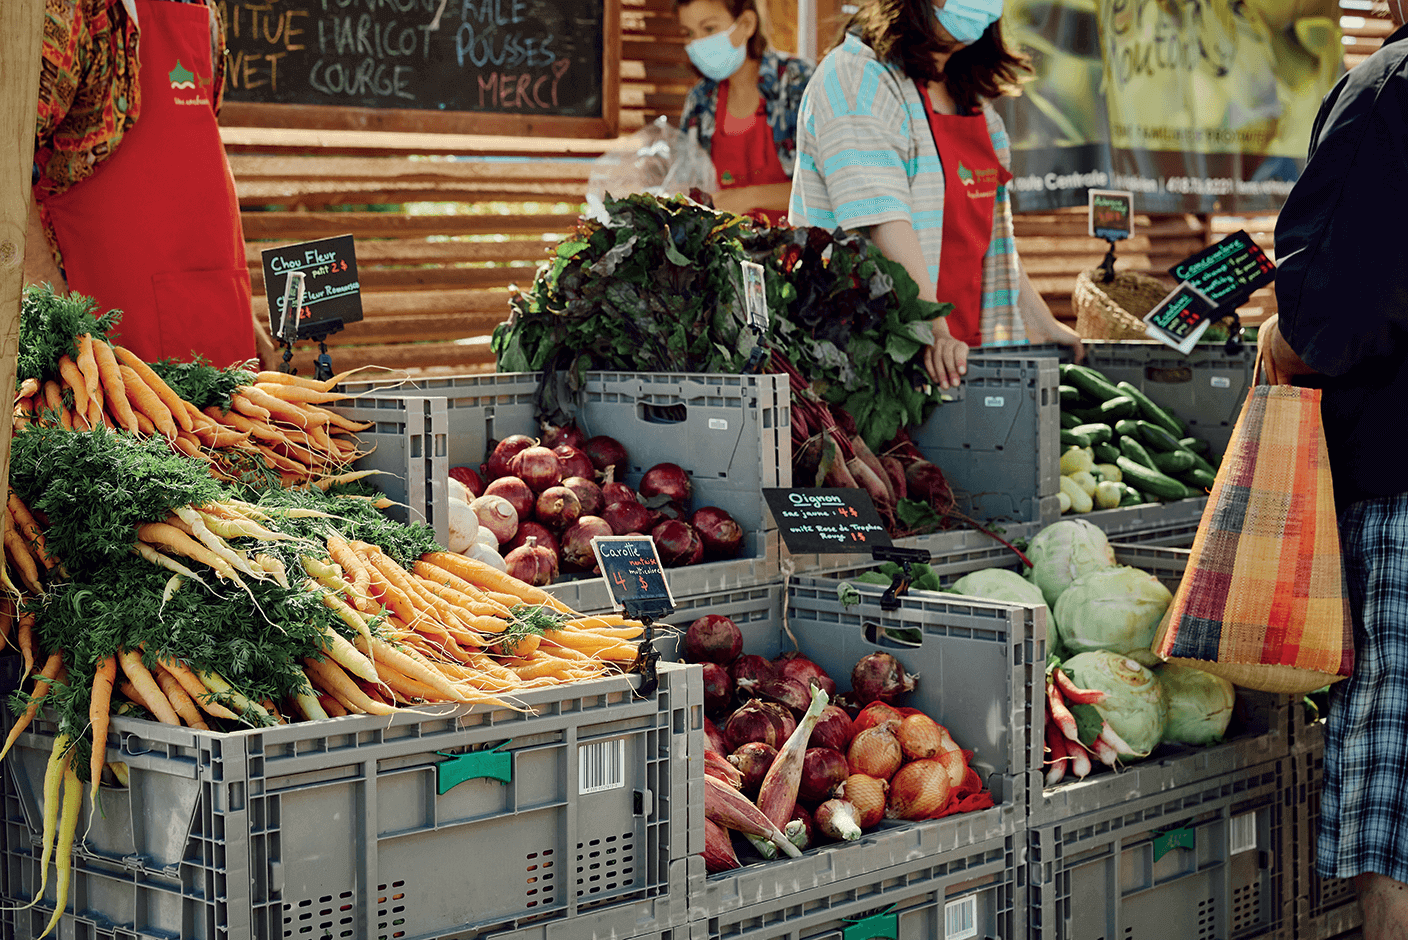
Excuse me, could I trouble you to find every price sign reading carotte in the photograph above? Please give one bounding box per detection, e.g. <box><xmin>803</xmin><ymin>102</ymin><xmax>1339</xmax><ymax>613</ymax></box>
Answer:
<box><xmin>763</xmin><ymin>488</ymin><xmax>894</xmax><ymax>554</ymax></box>
<box><xmin>1167</xmin><ymin>230</ymin><xmax>1277</xmax><ymax>312</ymax></box>
<box><xmin>261</xmin><ymin>234</ymin><xmax>364</xmax><ymax>341</ymax></box>
<box><xmin>591</xmin><ymin>536</ymin><xmax>676</xmax><ymax>618</ymax></box>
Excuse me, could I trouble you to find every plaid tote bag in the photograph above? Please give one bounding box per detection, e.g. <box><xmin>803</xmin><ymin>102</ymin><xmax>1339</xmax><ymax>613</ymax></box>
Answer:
<box><xmin>1152</xmin><ymin>351</ymin><xmax>1354</xmax><ymax>694</ymax></box>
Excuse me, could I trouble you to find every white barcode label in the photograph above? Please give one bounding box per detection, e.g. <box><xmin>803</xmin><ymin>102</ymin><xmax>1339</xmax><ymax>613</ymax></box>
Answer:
<box><xmin>984</xmin><ymin>396</ymin><xmax>1006</xmax><ymax>408</ymax></box>
<box><xmin>579</xmin><ymin>738</ymin><xmax>626</xmax><ymax>794</ymax></box>
<box><xmin>708</xmin><ymin>418</ymin><xmax>728</xmax><ymax>430</ymax></box>
<box><xmin>1230</xmin><ymin>812</ymin><xmax>1257</xmax><ymax>854</ymax></box>
<box><xmin>1211</xmin><ymin>376</ymin><xmax>1231</xmax><ymax>389</ymax></box>
<box><xmin>944</xmin><ymin>895</ymin><xmax>978</xmax><ymax>940</ymax></box>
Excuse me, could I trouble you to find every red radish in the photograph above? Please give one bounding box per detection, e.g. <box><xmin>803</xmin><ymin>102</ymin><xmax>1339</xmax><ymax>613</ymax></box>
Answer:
<box><xmin>850</xmin><ymin>652</ymin><xmax>918</xmax><ymax>705</ymax></box>
<box><xmin>684</xmin><ymin>615</ymin><xmax>743</xmax><ymax>664</ymax></box>
<box><xmin>640</xmin><ymin>462</ymin><xmax>693</xmax><ymax>504</ymax></box>
<box><xmin>703</xmin><ymin>817</ymin><xmax>741</xmax><ymax>873</ymax></box>
<box><xmin>758</xmin><ymin>676</ymin><xmax>814</xmax><ymax>715</ymax></box>
<box><xmin>700</xmin><ymin>662</ymin><xmax>734</xmax><ymax>715</ymax></box>
<box><xmin>486</xmin><ymin>435</ymin><xmax>536</xmax><ymax>480</ymax></box>
<box><xmin>836</xmin><ymin>774</ymin><xmax>888</xmax><ymax>829</ymax></box>
<box><xmin>601</xmin><ymin>481</ymin><xmax>639</xmax><ymax>507</ymax></box>
<box><xmin>603</xmin><ymin>500</ymin><xmax>657</xmax><ymax>536</ymax></box>
<box><xmin>811</xmin><ymin>705</ymin><xmax>855</xmax><ymax>753</ymax></box>
<box><xmin>886</xmin><ymin>759</ymin><xmax>952</xmax><ymax>820</ymax></box>
<box><xmin>484</xmin><ymin>476</ymin><xmax>535</xmax><ymax>522</ymax></box>
<box><xmin>541</xmin><ymin>423</ymin><xmax>587</xmax><ymax>451</ymax></box>
<box><xmin>651</xmin><ymin>520</ymin><xmax>703</xmax><ymax>567</ymax></box>
<box><xmin>560</xmin><ymin>516</ymin><xmax>611</xmax><ymax>571</ymax></box>
<box><xmin>850</xmin><ymin>436</ymin><xmax>894</xmax><ymax>502</ymax></box>
<box><xmin>554</xmin><ymin>445</ymin><xmax>595</xmax><ymax>481</ymax></box>
<box><xmin>470</xmin><ymin>494</ymin><xmax>519</xmax><ymax>545</ymax></box>
<box><xmin>724</xmin><ymin>699</ymin><xmax>794</xmax><ymax>751</ymax></box>
<box><xmin>507</xmin><ymin>521</ymin><xmax>559</xmax><ymax>557</ymax></box>
<box><xmin>728</xmin><ymin>742</ymin><xmax>777</xmax><ymax>793</ymax></box>
<box><xmin>774</xmin><ymin>654</ymin><xmax>837</xmax><ymax>698</ymax></box>
<box><xmin>690</xmin><ymin>506</ymin><xmax>744</xmax><ymax>558</ymax></box>
<box><xmin>815</xmin><ymin>799</ymin><xmax>863</xmax><ymax>842</ymax></box>
<box><xmin>449</xmin><ymin>466</ymin><xmax>484</xmax><ymax>496</ymax></box>
<box><xmin>510</xmin><ymin>446</ymin><xmax>562</xmax><ymax>492</ymax></box>
<box><xmin>584</xmin><ymin>435</ymin><xmax>629</xmax><ymax>479</ymax></box>
<box><xmin>702</xmin><ymin>776</ymin><xmax>802</xmax><ymax>858</ymax></box>
<box><xmin>756</xmin><ymin>686</ymin><xmax>830</xmax><ymax>827</ymax></box>
<box><xmin>852</xmin><ymin>701</ymin><xmax>904</xmax><ymax>734</ymax></box>
<box><xmin>846</xmin><ymin>456</ymin><xmax>894</xmax><ymax>519</ymax></box>
<box><xmin>847</xmin><ymin>721</ymin><xmax>904</xmax><ymax>780</ymax></box>
<box><xmin>705</xmin><ymin>717</ymin><xmax>730</xmax><ymax>756</ymax></box>
<box><xmin>799</xmin><ymin>747</ymin><xmax>850</xmax><ymax>804</ymax></box>
<box><xmin>729</xmin><ymin>654</ymin><xmax>775</xmax><ymax>695</ymax></box>
<box><xmin>504</xmin><ymin>537</ymin><xmax>558</xmax><ymax>586</ymax></box>
<box><xmin>895</xmin><ymin>712</ymin><xmax>946</xmax><ymax>761</ymax></box>
<box><xmin>535</xmin><ymin>485</ymin><xmax>581</xmax><ymax>529</ymax></box>
<box><xmin>704</xmin><ymin>749</ymin><xmax>745</xmax><ymax>789</ymax></box>
<box><xmin>561</xmin><ymin>476</ymin><xmax>603</xmax><ymax>516</ymax></box>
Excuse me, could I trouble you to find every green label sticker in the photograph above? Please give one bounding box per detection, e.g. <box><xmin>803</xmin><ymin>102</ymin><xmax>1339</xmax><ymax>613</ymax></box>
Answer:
<box><xmin>843</xmin><ymin>911</ymin><xmax>898</xmax><ymax>940</ymax></box>
<box><xmin>1153</xmin><ymin>826</ymin><xmax>1196</xmax><ymax>862</ymax></box>
<box><xmin>436</xmin><ymin>742</ymin><xmax>513</xmax><ymax>794</ymax></box>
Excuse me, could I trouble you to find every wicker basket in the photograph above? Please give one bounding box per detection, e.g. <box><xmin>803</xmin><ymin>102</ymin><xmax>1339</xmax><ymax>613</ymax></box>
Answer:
<box><xmin>1073</xmin><ymin>268</ymin><xmax>1177</xmax><ymax>340</ymax></box>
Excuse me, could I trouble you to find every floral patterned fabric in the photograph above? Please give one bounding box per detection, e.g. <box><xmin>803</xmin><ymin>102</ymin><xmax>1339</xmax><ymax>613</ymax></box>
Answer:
<box><xmin>680</xmin><ymin>48</ymin><xmax>814</xmax><ymax>177</ymax></box>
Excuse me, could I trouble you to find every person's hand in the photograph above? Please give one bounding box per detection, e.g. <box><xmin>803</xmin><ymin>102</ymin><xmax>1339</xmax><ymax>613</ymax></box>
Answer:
<box><xmin>924</xmin><ymin>320</ymin><xmax>969</xmax><ymax>389</ymax></box>
<box><xmin>1256</xmin><ymin>315</ymin><xmax>1311</xmax><ymax>386</ymax></box>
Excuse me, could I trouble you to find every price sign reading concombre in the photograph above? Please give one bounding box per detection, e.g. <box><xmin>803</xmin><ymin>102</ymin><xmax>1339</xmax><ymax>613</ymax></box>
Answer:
<box><xmin>763</xmin><ymin>488</ymin><xmax>894</xmax><ymax>554</ymax></box>
<box><xmin>592</xmin><ymin>536</ymin><xmax>676</xmax><ymax>619</ymax></box>
<box><xmin>1167</xmin><ymin>230</ymin><xmax>1277</xmax><ymax>312</ymax></box>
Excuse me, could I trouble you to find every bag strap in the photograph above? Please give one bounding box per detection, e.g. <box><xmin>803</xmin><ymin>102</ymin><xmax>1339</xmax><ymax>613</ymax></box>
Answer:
<box><xmin>1253</xmin><ymin>340</ymin><xmax>1269</xmax><ymax>387</ymax></box>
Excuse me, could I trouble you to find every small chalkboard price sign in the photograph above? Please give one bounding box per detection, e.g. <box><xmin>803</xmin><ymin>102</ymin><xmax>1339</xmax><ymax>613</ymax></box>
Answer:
<box><xmin>1167</xmin><ymin>230</ymin><xmax>1277</xmax><ymax>312</ymax></box>
<box><xmin>1088</xmin><ymin>190</ymin><xmax>1134</xmax><ymax>241</ymax></box>
<box><xmin>592</xmin><ymin>536</ymin><xmax>676</xmax><ymax>620</ymax></box>
<box><xmin>261</xmin><ymin>235</ymin><xmax>364</xmax><ymax>341</ymax></box>
<box><xmin>763</xmin><ymin>488</ymin><xmax>894</xmax><ymax>554</ymax></box>
<box><xmin>1143</xmin><ymin>282</ymin><xmax>1217</xmax><ymax>353</ymax></box>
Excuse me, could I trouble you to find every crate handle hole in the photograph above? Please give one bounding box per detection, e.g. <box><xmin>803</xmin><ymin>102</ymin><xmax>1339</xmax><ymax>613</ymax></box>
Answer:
<box><xmin>863</xmin><ymin>620</ymin><xmax>924</xmax><ymax>649</ymax></box>
<box><xmin>638</xmin><ymin>403</ymin><xmax>688</xmax><ymax>424</ymax></box>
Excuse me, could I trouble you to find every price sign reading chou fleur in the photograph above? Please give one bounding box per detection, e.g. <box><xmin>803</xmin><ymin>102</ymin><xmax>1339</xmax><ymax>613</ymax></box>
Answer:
<box><xmin>763</xmin><ymin>488</ymin><xmax>894</xmax><ymax>554</ymax></box>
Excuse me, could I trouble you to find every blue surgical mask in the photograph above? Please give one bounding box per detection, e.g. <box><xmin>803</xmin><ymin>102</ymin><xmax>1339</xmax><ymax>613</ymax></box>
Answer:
<box><xmin>934</xmin><ymin>0</ymin><xmax>1003</xmax><ymax>44</ymax></box>
<box><xmin>686</xmin><ymin>20</ymin><xmax>747</xmax><ymax>81</ymax></box>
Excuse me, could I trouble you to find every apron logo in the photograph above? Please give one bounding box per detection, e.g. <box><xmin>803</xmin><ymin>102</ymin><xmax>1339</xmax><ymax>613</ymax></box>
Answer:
<box><xmin>169</xmin><ymin>61</ymin><xmax>196</xmax><ymax>90</ymax></box>
<box><xmin>169</xmin><ymin>60</ymin><xmax>212</xmax><ymax>106</ymax></box>
<box><xmin>958</xmin><ymin>162</ymin><xmax>975</xmax><ymax>186</ymax></box>
<box><xmin>958</xmin><ymin>162</ymin><xmax>999</xmax><ymax>199</ymax></box>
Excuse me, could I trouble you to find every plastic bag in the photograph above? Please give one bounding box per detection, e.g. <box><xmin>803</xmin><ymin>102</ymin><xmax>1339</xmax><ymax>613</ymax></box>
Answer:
<box><xmin>585</xmin><ymin>116</ymin><xmax>716</xmax><ymax>222</ymax></box>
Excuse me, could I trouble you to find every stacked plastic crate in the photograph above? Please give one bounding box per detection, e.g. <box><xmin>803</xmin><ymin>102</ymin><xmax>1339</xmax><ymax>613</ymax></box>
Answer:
<box><xmin>1289</xmin><ymin>707</ymin><xmax>1362</xmax><ymax>940</ymax></box>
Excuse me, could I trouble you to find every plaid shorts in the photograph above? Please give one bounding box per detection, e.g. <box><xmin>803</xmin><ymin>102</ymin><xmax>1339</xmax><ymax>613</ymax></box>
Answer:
<box><xmin>1318</xmin><ymin>492</ymin><xmax>1408</xmax><ymax>882</ymax></box>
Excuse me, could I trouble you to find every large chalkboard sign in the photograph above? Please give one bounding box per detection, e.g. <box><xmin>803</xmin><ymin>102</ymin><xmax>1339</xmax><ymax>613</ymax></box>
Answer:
<box><xmin>218</xmin><ymin>0</ymin><xmax>622</xmax><ymax>138</ymax></box>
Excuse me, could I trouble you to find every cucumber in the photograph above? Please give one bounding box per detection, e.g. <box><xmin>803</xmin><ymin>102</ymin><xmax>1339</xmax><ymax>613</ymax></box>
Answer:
<box><xmin>1093</xmin><ymin>441</ymin><xmax>1121</xmax><ymax>464</ymax></box>
<box><xmin>1118</xmin><ymin>435</ymin><xmax>1158</xmax><ymax>471</ymax></box>
<box><xmin>1114</xmin><ymin>418</ymin><xmax>1141</xmax><ymax>439</ymax></box>
<box><xmin>1067</xmin><ymin>406</ymin><xmax>1107</xmax><ymax>425</ymax></box>
<box><xmin>1097</xmin><ymin>396</ymin><xmax>1140</xmax><ymax>421</ymax></box>
<box><xmin>1071</xmin><ymin>423</ymin><xmax>1114</xmax><ymax>446</ymax></box>
<box><xmin>1136</xmin><ymin>420</ymin><xmax>1187</xmax><ymax>454</ymax></box>
<box><xmin>1059</xmin><ymin>384</ymin><xmax>1084</xmax><ymax>405</ymax></box>
<box><xmin>1179</xmin><ymin>437</ymin><xmax>1210</xmax><ymax>455</ymax></box>
<box><xmin>1179</xmin><ymin>467</ymin><xmax>1217</xmax><ymax>491</ymax></box>
<box><xmin>1116</xmin><ymin>455</ymin><xmax>1191</xmax><ymax>501</ymax></box>
<box><xmin>1151</xmin><ymin>449</ymin><xmax>1196</xmax><ymax>474</ymax></box>
<box><xmin>1061</xmin><ymin>428</ymin><xmax>1092</xmax><ymax>449</ymax></box>
<box><xmin>1186</xmin><ymin>449</ymin><xmax>1218</xmax><ymax>476</ymax></box>
<box><xmin>1060</xmin><ymin>411</ymin><xmax>1083</xmax><ymax>430</ymax></box>
<box><xmin>1119</xmin><ymin>484</ymin><xmax>1145</xmax><ymax>506</ymax></box>
<box><xmin>1115</xmin><ymin>381</ymin><xmax>1187</xmax><ymax>437</ymax></box>
<box><xmin>1063</xmin><ymin>364</ymin><xmax>1125</xmax><ymax>403</ymax></box>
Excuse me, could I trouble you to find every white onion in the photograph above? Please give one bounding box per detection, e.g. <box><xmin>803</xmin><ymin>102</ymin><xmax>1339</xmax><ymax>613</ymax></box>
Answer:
<box><xmin>447</xmin><ymin>496</ymin><xmax>480</xmax><ymax>553</ymax></box>
<box><xmin>468</xmin><ymin>542</ymin><xmax>507</xmax><ymax>571</ymax></box>
<box><xmin>448</xmin><ymin>477</ymin><xmax>473</xmax><ymax>504</ymax></box>
<box><xmin>470</xmin><ymin>493</ymin><xmax>519</xmax><ymax>545</ymax></box>
<box><xmin>474</xmin><ymin>526</ymin><xmax>499</xmax><ymax>549</ymax></box>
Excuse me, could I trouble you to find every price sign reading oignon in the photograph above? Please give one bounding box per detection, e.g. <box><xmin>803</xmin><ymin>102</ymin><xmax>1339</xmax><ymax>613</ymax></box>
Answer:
<box><xmin>592</xmin><ymin>536</ymin><xmax>676</xmax><ymax>619</ymax></box>
<box><xmin>763</xmin><ymin>488</ymin><xmax>894</xmax><ymax>554</ymax></box>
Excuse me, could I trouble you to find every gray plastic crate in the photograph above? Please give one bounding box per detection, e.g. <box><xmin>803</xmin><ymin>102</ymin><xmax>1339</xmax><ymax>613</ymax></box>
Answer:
<box><xmin>1083</xmin><ymin>497</ymin><xmax>1205</xmax><ymax>547</ymax></box>
<box><xmin>910</xmin><ymin>352</ymin><xmax>1062</xmax><ymax>526</ymax></box>
<box><xmin>1028</xmin><ymin>759</ymin><xmax>1292</xmax><ymax>940</ymax></box>
<box><xmin>1289</xmin><ymin>722</ymin><xmax>1362</xmax><ymax>940</ymax></box>
<box><xmin>698</xmin><ymin>834</ymin><xmax>1021</xmax><ymax>940</ymax></box>
<box><xmin>1</xmin><ymin>665</ymin><xmax>701</xmax><ymax>940</ymax></box>
<box><xmin>334</xmin><ymin>372</ymin><xmax>790</xmax><ymax>613</ymax></box>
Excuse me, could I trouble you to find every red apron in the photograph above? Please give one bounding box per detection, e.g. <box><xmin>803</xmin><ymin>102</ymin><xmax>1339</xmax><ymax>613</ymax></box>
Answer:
<box><xmin>43</xmin><ymin>0</ymin><xmax>255</xmax><ymax>367</ymax></box>
<box><xmin>918</xmin><ymin>83</ymin><xmax>1012</xmax><ymax>347</ymax></box>
<box><xmin>711</xmin><ymin>79</ymin><xmax>792</xmax><ymax>226</ymax></box>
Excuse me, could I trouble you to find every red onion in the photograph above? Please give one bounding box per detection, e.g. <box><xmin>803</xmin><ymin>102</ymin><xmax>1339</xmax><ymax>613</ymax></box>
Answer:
<box><xmin>701</xmin><ymin>662</ymin><xmax>734</xmax><ymax>715</ymax></box>
<box><xmin>534</xmin><ymin>485</ymin><xmax>581</xmax><ymax>530</ymax></box>
<box><xmin>510</xmin><ymin>446</ymin><xmax>562</xmax><ymax>493</ymax></box>
<box><xmin>886</xmin><ymin>759</ymin><xmax>953</xmax><ymax>820</ymax></box>
<box><xmin>690</xmin><ymin>506</ymin><xmax>744</xmax><ymax>559</ymax></box>
<box><xmin>560</xmin><ymin>516</ymin><xmax>611</xmax><ymax>571</ymax></box>
<box><xmin>560</xmin><ymin>476</ymin><xmax>603</xmax><ymax>517</ymax></box>
<box><xmin>541</xmin><ymin>422</ymin><xmax>587</xmax><ymax>451</ymax></box>
<box><xmin>774</xmin><ymin>654</ymin><xmax>837</xmax><ymax>699</ymax></box>
<box><xmin>850</xmin><ymin>652</ymin><xmax>918</xmax><ymax>706</ymax></box>
<box><xmin>814</xmin><ymin>799</ymin><xmax>862</xmax><ymax>842</ymax></box>
<box><xmin>601</xmin><ymin>481</ymin><xmax>639</xmax><ymax>507</ymax></box>
<box><xmin>469</xmin><ymin>494</ymin><xmax>519</xmax><ymax>545</ymax></box>
<box><xmin>484</xmin><ymin>476</ymin><xmax>535</xmax><ymax>523</ymax></box>
<box><xmin>728</xmin><ymin>742</ymin><xmax>777</xmax><ymax>793</ymax></box>
<box><xmin>554</xmin><ymin>445</ymin><xmax>595</xmax><ymax>482</ymax></box>
<box><xmin>504</xmin><ymin>537</ymin><xmax>558</xmax><ymax>587</ymax></box>
<box><xmin>836</xmin><ymin>774</ymin><xmax>889</xmax><ymax>829</ymax></box>
<box><xmin>811</xmin><ymin>705</ymin><xmax>855</xmax><ymax>753</ymax></box>
<box><xmin>704</xmin><ymin>817</ymin><xmax>741</xmax><ymax>874</ymax></box>
<box><xmin>584</xmin><ymin>435</ymin><xmax>628</xmax><ymax>479</ymax></box>
<box><xmin>847</xmin><ymin>721</ymin><xmax>903</xmax><ymax>780</ymax></box>
<box><xmin>506</xmin><ymin>521</ymin><xmax>559</xmax><ymax>557</ymax></box>
<box><xmin>684</xmin><ymin>614</ymin><xmax>742</xmax><ymax>664</ymax></box>
<box><xmin>799</xmin><ymin>747</ymin><xmax>851</xmax><ymax>805</ymax></box>
<box><xmin>852</xmin><ymin>701</ymin><xmax>903</xmax><ymax>734</ymax></box>
<box><xmin>648</xmin><ymin>498</ymin><xmax>690</xmax><ymax>522</ymax></box>
<box><xmin>704</xmin><ymin>717</ymin><xmax>731</xmax><ymax>757</ymax></box>
<box><xmin>486</xmin><ymin>434</ymin><xmax>536</xmax><ymax>480</ymax></box>
<box><xmin>603</xmin><ymin>500</ymin><xmax>657</xmax><ymax>536</ymax></box>
<box><xmin>640</xmin><ymin>462</ymin><xmax>693</xmax><ymax>504</ymax></box>
<box><xmin>758</xmin><ymin>676</ymin><xmax>814</xmax><ymax>715</ymax></box>
<box><xmin>651</xmin><ymin>519</ymin><xmax>703</xmax><ymax>567</ymax></box>
<box><xmin>729</xmin><ymin>654</ymin><xmax>775</xmax><ymax>695</ymax></box>
<box><xmin>449</xmin><ymin>465</ymin><xmax>484</xmax><ymax>497</ymax></box>
<box><xmin>724</xmin><ymin>699</ymin><xmax>793</xmax><ymax>751</ymax></box>
<box><xmin>789</xmin><ymin>804</ymin><xmax>816</xmax><ymax>849</ymax></box>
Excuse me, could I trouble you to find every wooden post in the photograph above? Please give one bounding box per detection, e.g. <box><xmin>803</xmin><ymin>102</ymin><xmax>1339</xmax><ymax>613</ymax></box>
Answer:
<box><xmin>0</xmin><ymin>0</ymin><xmax>46</xmax><ymax>495</ymax></box>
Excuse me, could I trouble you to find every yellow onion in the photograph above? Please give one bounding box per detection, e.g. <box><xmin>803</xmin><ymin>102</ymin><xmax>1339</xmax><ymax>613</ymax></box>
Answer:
<box><xmin>847</xmin><ymin>720</ymin><xmax>903</xmax><ymax>780</ymax></box>
<box><xmin>895</xmin><ymin>712</ymin><xmax>946</xmax><ymax>761</ymax></box>
<box><xmin>936</xmin><ymin>731</ymin><xmax>968</xmax><ymax>788</ymax></box>
<box><xmin>885</xmin><ymin>759</ymin><xmax>953</xmax><ymax>820</ymax></box>
<box><xmin>836</xmin><ymin>773</ymin><xmax>889</xmax><ymax>829</ymax></box>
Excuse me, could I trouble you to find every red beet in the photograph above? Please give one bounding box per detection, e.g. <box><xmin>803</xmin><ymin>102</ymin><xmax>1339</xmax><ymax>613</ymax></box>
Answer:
<box><xmin>905</xmin><ymin>459</ymin><xmax>955</xmax><ymax>515</ymax></box>
<box><xmin>651</xmin><ymin>519</ymin><xmax>703</xmax><ymax>567</ymax></box>
<box><xmin>449</xmin><ymin>466</ymin><xmax>484</xmax><ymax>496</ymax></box>
<box><xmin>603</xmin><ymin>500</ymin><xmax>657</xmax><ymax>536</ymax></box>
<box><xmin>812</xmin><ymin>705</ymin><xmax>856</xmax><ymax>753</ymax></box>
<box><xmin>701</xmin><ymin>662</ymin><xmax>734</xmax><ymax>715</ymax></box>
<box><xmin>541</xmin><ymin>423</ymin><xmax>587</xmax><ymax>451</ymax></box>
<box><xmin>560</xmin><ymin>516</ymin><xmax>612</xmax><ymax>571</ymax></box>
<box><xmin>506</xmin><ymin>521</ymin><xmax>560</xmax><ymax>557</ymax></box>
<box><xmin>729</xmin><ymin>654</ymin><xmax>775</xmax><ymax>696</ymax></box>
<box><xmin>584</xmin><ymin>435</ymin><xmax>629</xmax><ymax>479</ymax></box>
<box><xmin>601</xmin><ymin>481</ymin><xmax>639</xmax><ymax>507</ymax></box>
<box><xmin>640</xmin><ymin>462</ymin><xmax>693</xmax><ymax>504</ymax></box>
<box><xmin>690</xmin><ymin>506</ymin><xmax>744</xmax><ymax>559</ymax></box>
<box><xmin>510</xmin><ymin>446</ymin><xmax>562</xmax><ymax>493</ymax></box>
<box><xmin>851</xmin><ymin>653</ymin><xmax>918</xmax><ymax>705</ymax></box>
<box><xmin>504</xmin><ymin>538</ymin><xmax>558</xmax><ymax>586</ymax></box>
<box><xmin>774</xmin><ymin>654</ymin><xmax>837</xmax><ymax>698</ymax></box>
<box><xmin>684</xmin><ymin>614</ymin><xmax>742</xmax><ymax>664</ymax></box>
<box><xmin>561</xmin><ymin>476</ymin><xmax>603</xmax><ymax>517</ymax></box>
<box><xmin>484</xmin><ymin>476</ymin><xmax>535</xmax><ymax>522</ymax></box>
<box><xmin>535</xmin><ymin>485</ymin><xmax>582</xmax><ymax>530</ymax></box>
<box><xmin>799</xmin><ymin>748</ymin><xmax>851</xmax><ymax>805</ymax></box>
<box><xmin>554</xmin><ymin>445</ymin><xmax>594</xmax><ymax>482</ymax></box>
<box><xmin>728</xmin><ymin>742</ymin><xmax>777</xmax><ymax>794</ymax></box>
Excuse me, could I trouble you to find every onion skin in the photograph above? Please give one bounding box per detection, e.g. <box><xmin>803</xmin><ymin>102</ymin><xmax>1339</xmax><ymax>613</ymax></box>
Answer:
<box><xmin>503</xmin><ymin>540</ymin><xmax>558</xmax><ymax>587</ymax></box>
<box><xmin>541</xmin><ymin>422</ymin><xmax>587</xmax><ymax>452</ymax></box>
<box><xmin>651</xmin><ymin>519</ymin><xmax>704</xmax><ymax>567</ymax></box>
<box><xmin>895</xmin><ymin>712</ymin><xmax>945</xmax><ymax>761</ymax></box>
<box><xmin>559</xmin><ymin>516</ymin><xmax>612</xmax><ymax>571</ymax></box>
<box><xmin>600</xmin><ymin>481</ymin><xmax>639</xmax><ymax>507</ymax></box>
<box><xmin>704</xmin><ymin>717</ymin><xmax>731</xmax><ymax>757</ymax></box>
<box><xmin>850</xmin><ymin>652</ymin><xmax>918</xmax><ymax>706</ymax></box>
<box><xmin>701</xmin><ymin>662</ymin><xmax>734</xmax><ymax>716</ymax></box>
<box><xmin>847</xmin><ymin>721</ymin><xmax>904</xmax><ymax>780</ymax></box>
<box><xmin>509</xmin><ymin>445</ymin><xmax>563</xmax><ymax>492</ymax></box>
<box><xmin>684</xmin><ymin>615</ymin><xmax>743</xmax><ymax>665</ymax></box>
<box><xmin>484</xmin><ymin>476</ymin><xmax>535</xmax><ymax>523</ymax></box>
<box><xmin>811</xmin><ymin>705</ymin><xmax>855</xmax><ymax>753</ymax></box>
<box><xmin>758</xmin><ymin>676</ymin><xmax>814</xmax><ymax>715</ymax></box>
<box><xmin>836</xmin><ymin>774</ymin><xmax>889</xmax><ymax>829</ymax></box>
<box><xmin>799</xmin><ymin>747</ymin><xmax>851</xmax><ymax>805</ymax></box>
<box><xmin>728</xmin><ymin>742</ymin><xmax>777</xmax><ymax>794</ymax></box>
<box><xmin>815</xmin><ymin>799</ymin><xmax>863</xmax><ymax>842</ymax></box>
<box><xmin>690</xmin><ymin>506</ymin><xmax>744</xmax><ymax>559</ymax></box>
<box><xmin>774</xmin><ymin>655</ymin><xmax>838</xmax><ymax>699</ymax></box>
<box><xmin>885</xmin><ymin>759</ymin><xmax>953</xmax><ymax>820</ymax></box>
<box><xmin>603</xmin><ymin>500</ymin><xmax>657</xmax><ymax>536</ymax></box>
<box><xmin>449</xmin><ymin>465</ymin><xmax>485</xmax><ymax>497</ymax></box>
<box><xmin>535</xmin><ymin>485</ymin><xmax>582</xmax><ymax>530</ymax></box>
<box><xmin>486</xmin><ymin>435</ymin><xmax>536</xmax><ymax>480</ymax></box>
<box><xmin>640</xmin><ymin>462</ymin><xmax>694</xmax><ymax>504</ymax></box>
<box><xmin>852</xmin><ymin>701</ymin><xmax>903</xmax><ymax>735</ymax></box>
<box><xmin>724</xmin><ymin>699</ymin><xmax>786</xmax><ymax>751</ymax></box>
<box><xmin>730</xmin><ymin>654</ymin><xmax>776</xmax><ymax>696</ymax></box>
<box><xmin>554</xmin><ymin>445</ymin><xmax>594</xmax><ymax>482</ymax></box>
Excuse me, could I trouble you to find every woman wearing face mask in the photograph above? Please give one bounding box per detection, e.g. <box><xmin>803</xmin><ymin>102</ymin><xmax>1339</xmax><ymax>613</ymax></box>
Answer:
<box><xmin>790</xmin><ymin>0</ymin><xmax>1083</xmax><ymax>387</ymax></box>
<box><xmin>678</xmin><ymin>0</ymin><xmax>814</xmax><ymax>224</ymax></box>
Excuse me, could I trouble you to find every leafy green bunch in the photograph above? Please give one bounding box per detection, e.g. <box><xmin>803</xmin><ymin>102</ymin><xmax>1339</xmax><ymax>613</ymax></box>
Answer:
<box><xmin>17</xmin><ymin>285</ymin><xmax>119</xmax><ymax>386</ymax></box>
